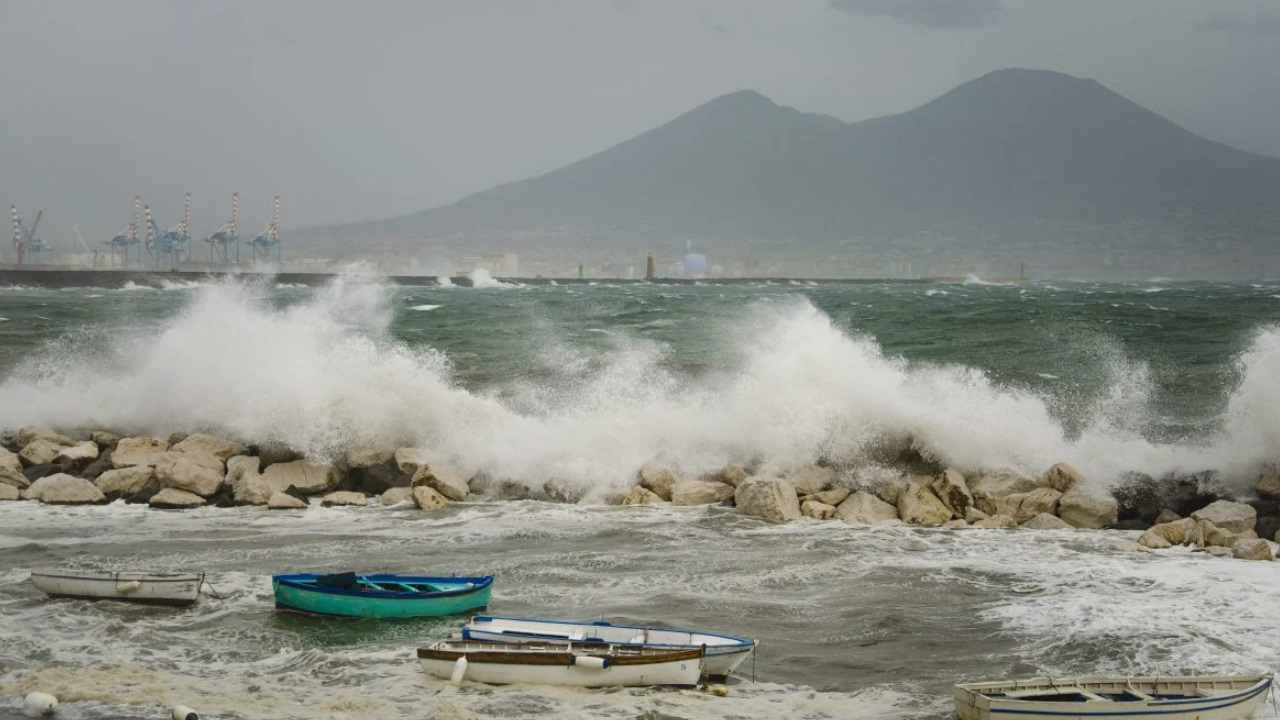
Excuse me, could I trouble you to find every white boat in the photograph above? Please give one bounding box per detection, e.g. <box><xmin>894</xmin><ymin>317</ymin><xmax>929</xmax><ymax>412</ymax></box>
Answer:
<box><xmin>417</xmin><ymin>640</ymin><xmax>704</xmax><ymax>687</ymax></box>
<box><xmin>461</xmin><ymin>614</ymin><xmax>754</xmax><ymax>679</ymax></box>
<box><xmin>954</xmin><ymin>674</ymin><xmax>1273</xmax><ymax>720</ymax></box>
<box><xmin>29</xmin><ymin>570</ymin><xmax>204</xmax><ymax>606</ymax></box>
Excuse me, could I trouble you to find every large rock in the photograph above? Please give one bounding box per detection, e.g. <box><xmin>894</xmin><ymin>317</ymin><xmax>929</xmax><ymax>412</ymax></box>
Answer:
<box><xmin>0</xmin><ymin>448</ymin><xmax>28</xmax><ymax>489</ymax></box>
<box><xmin>1058</xmin><ymin>488</ymin><xmax>1118</xmax><ymax>529</ymax></box>
<box><xmin>620</xmin><ymin>486</ymin><xmax>665</xmax><ymax>506</ymax></box>
<box><xmin>393</xmin><ymin>448</ymin><xmax>426</xmax><ymax>475</ymax></box>
<box><xmin>1138</xmin><ymin>517</ymin><xmax>1204</xmax><ymax>549</ymax></box>
<box><xmin>468</xmin><ymin>474</ymin><xmax>532</xmax><ymax>500</ymax></box>
<box><xmin>710</xmin><ymin>464</ymin><xmax>748</xmax><ymax>487</ymax></box>
<box><xmin>967</xmin><ymin>471</ymin><xmax>1042</xmax><ymax>515</ymax></box>
<box><xmin>348</xmin><ymin>463</ymin><xmax>404</xmax><ymax>495</ymax></box>
<box><xmin>54</xmin><ymin>441</ymin><xmax>99</xmax><ymax>468</ymax></box>
<box><xmin>1232</xmin><ymin>538</ymin><xmax>1275</xmax><ymax>561</ymax></box>
<box><xmin>542</xmin><ymin>478</ymin><xmax>584</xmax><ymax>503</ymax></box>
<box><xmin>0</xmin><ymin>484</ymin><xmax>18</xmax><ymax>501</ymax></box>
<box><xmin>267</xmin><ymin>491</ymin><xmax>307</xmax><ymax>510</ymax></box>
<box><xmin>972</xmin><ymin>514</ymin><xmax>1019</xmax><ymax>529</ymax></box>
<box><xmin>154</xmin><ymin>451</ymin><xmax>225</xmax><ymax>497</ymax></box>
<box><xmin>345</xmin><ymin>446</ymin><xmax>394</xmax><ymax>468</ymax></box>
<box><xmin>111</xmin><ymin>437</ymin><xmax>169</xmax><ymax>468</ymax></box>
<box><xmin>810</xmin><ymin>487</ymin><xmax>851</xmax><ymax>506</ymax></box>
<box><xmin>412</xmin><ymin>485</ymin><xmax>449</xmax><ymax>512</ymax></box>
<box><xmin>1154</xmin><ymin>508</ymin><xmax>1182</xmax><ymax>524</ymax></box>
<box><xmin>1021</xmin><ymin>512</ymin><xmax>1073</xmax><ymax>530</ymax></box>
<box><xmin>734</xmin><ymin>477</ymin><xmax>800</xmax><ymax>524</ymax></box>
<box><xmin>836</xmin><ymin>491</ymin><xmax>901</xmax><ymax>525</ymax></box>
<box><xmin>1044</xmin><ymin>463</ymin><xmax>1084</xmax><ymax>493</ymax></box>
<box><xmin>172</xmin><ymin>433</ymin><xmax>245</xmax><ymax>461</ymax></box>
<box><xmin>1200</xmin><ymin>519</ymin><xmax>1238</xmax><ymax>549</ymax></box>
<box><xmin>17</xmin><ymin>427</ymin><xmax>74</xmax><ymax>447</ymax></box>
<box><xmin>89</xmin><ymin>430</ymin><xmax>120</xmax><ymax>450</ymax></box>
<box><xmin>989</xmin><ymin>487</ymin><xmax>1063</xmax><ymax>524</ymax></box>
<box><xmin>25</xmin><ymin>474</ymin><xmax>105</xmax><ymax>504</ymax></box>
<box><xmin>411</xmin><ymin>465</ymin><xmax>469</xmax><ymax>501</ymax></box>
<box><xmin>1190</xmin><ymin>500</ymin><xmax>1257</xmax><ymax>535</ymax></box>
<box><xmin>801</xmin><ymin>499</ymin><xmax>837</xmax><ymax>520</ymax></box>
<box><xmin>382</xmin><ymin>486</ymin><xmax>414</xmax><ymax>505</ymax></box>
<box><xmin>94</xmin><ymin>466</ymin><xmax>160</xmax><ymax>502</ymax></box>
<box><xmin>785</xmin><ymin>465</ymin><xmax>834</xmax><ymax>495</ymax></box>
<box><xmin>1258</xmin><ymin>469</ymin><xmax>1280</xmax><ymax>500</ymax></box>
<box><xmin>19</xmin><ymin>439</ymin><xmax>65</xmax><ymax>467</ymax></box>
<box><xmin>255</xmin><ymin>442</ymin><xmax>304</xmax><ymax>468</ymax></box>
<box><xmin>261</xmin><ymin>461</ymin><xmax>340</xmax><ymax>496</ymax></box>
<box><xmin>149</xmin><ymin>488</ymin><xmax>207</xmax><ymax>509</ymax></box>
<box><xmin>1112</xmin><ymin>471</ymin><xmax>1224</xmax><ymax>526</ymax></box>
<box><xmin>964</xmin><ymin>506</ymin><xmax>989</xmax><ymax>523</ymax></box>
<box><xmin>321</xmin><ymin>491</ymin><xmax>368</xmax><ymax>507</ymax></box>
<box><xmin>671</xmin><ymin>479</ymin><xmax>735</xmax><ymax>505</ymax></box>
<box><xmin>638</xmin><ymin>464</ymin><xmax>679</xmax><ymax>500</ymax></box>
<box><xmin>226</xmin><ymin>456</ymin><xmax>264</xmax><ymax>503</ymax></box>
<box><xmin>929</xmin><ymin>468</ymin><xmax>973</xmax><ymax>517</ymax></box>
<box><xmin>896</xmin><ymin>480</ymin><xmax>953</xmax><ymax>526</ymax></box>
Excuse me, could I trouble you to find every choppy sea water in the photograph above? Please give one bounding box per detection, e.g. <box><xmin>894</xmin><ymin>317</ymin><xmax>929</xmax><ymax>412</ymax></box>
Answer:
<box><xmin>2</xmin><ymin>276</ymin><xmax>1280</xmax><ymax>718</ymax></box>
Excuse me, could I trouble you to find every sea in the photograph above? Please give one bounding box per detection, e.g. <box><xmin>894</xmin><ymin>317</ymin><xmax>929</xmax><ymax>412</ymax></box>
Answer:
<box><xmin>0</xmin><ymin>274</ymin><xmax>1278</xmax><ymax>719</ymax></box>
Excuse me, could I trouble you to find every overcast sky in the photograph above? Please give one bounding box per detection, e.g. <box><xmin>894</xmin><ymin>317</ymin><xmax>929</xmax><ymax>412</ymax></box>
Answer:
<box><xmin>2</xmin><ymin>0</ymin><xmax>1278</xmax><ymax>249</ymax></box>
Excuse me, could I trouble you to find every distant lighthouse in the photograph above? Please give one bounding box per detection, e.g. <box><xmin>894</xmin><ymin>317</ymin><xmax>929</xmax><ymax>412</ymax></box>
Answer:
<box><xmin>645</xmin><ymin>254</ymin><xmax>656</xmax><ymax>281</ymax></box>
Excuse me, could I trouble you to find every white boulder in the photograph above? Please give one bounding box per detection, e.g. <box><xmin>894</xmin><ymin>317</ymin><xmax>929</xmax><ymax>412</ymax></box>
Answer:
<box><xmin>1190</xmin><ymin>500</ymin><xmax>1257</xmax><ymax>535</ymax></box>
<box><xmin>19</xmin><ymin>439</ymin><xmax>65</xmax><ymax>466</ymax></box>
<box><xmin>155</xmin><ymin>451</ymin><xmax>225</xmax><ymax>497</ymax></box>
<box><xmin>94</xmin><ymin>466</ymin><xmax>159</xmax><ymax>501</ymax></box>
<box><xmin>620</xmin><ymin>486</ymin><xmax>665</xmax><ymax>506</ymax></box>
<box><xmin>896</xmin><ymin>480</ymin><xmax>953</xmax><ymax>526</ymax></box>
<box><xmin>1044</xmin><ymin>462</ymin><xmax>1084</xmax><ymax>493</ymax></box>
<box><xmin>734</xmin><ymin>477</ymin><xmax>800</xmax><ymax>524</ymax></box>
<box><xmin>172</xmin><ymin>433</ymin><xmax>245</xmax><ymax>461</ymax></box>
<box><xmin>801</xmin><ymin>499</ymin><xmax>837</xmax><ymax>520</ymax></box>
<box><xmin>54</xmin><ymin>441</ymin><xmax>99</xmax><ymax>465</ymax></box>
<box><xmin>17</xmin><ymin>427</ymin><xmax>73</xmax><ymax>447</ymax></box>
<box><xmin>989</xmin><ymin>487</ymin><xmax>1063</xmax><ymax>524</ymax></box>
<box><xmin>836</xmin><ymin>491</ymin><xmax>901</xmax><ymax>525</ymax></box>
<box><xmin>785</xmin><ymin>465</ymin><xmax>834</xmax><ymax>495</ymax></box>
<box><xmin>1057</xmin><ymin>488</ymin><xmax>1118</xmax><ymax>529</ymax></box>
<box><xmin>394</xmin><ymin>448</ymin><xmax>426</xmax><ymax>475</ymax></box>
<box><xmin>671</xmin><ymin>479</ymin><xmax>734</xmax><ymax>505</ymax></box>
<box><xmin>321</xmin><ymin>491</ymin><xmax>368</xmax><ymax>507</ymax></box>
<box><xmin>111</xmin><ymin>437</ymin><xmax>170</xmax><ymax>468</ymax></box>
<box><xmin>382</xmin><ymin>486</ymin><xmax>414</xmax><ymax>505</ymax></box>
<box><xmin>0</xmin><ymin>447</ymin><xmax>28</xmax><ymax>489</ymax></box>
<box><xmin>149</xmin><ymin>488</ymin><xmax>207</xmax><ymax>509</ymax></box>
<box><xmin>929</xmin><ymin>468</ymin><xmax>973</xmax><ymax>517</ymax></box>
<box><xmin>967</xmin><ymin>471</ymin><xmax>1042</xmax><ymax>515</ymax></box>
<box><xmin>638</xmin><ymin>464</ymin><xmax>679</xmax><ymax>500</ymax></box>
<box><xmin>25</xmin><ymin>474</ymin><xmax>105</xmax><ymax>504</ymax></box>
<box><xmin>1021</xmin><ymin>512</ymin><xmax>1072</xmax><ymax>530</ymax></box>
<box><xmin>267</xmin><ymin>491</ymin><xmax>307</xmax><ymax>510</ymax></box>
<box><xmin>261</xmin><ymin>460</ymin><xmax>340</xmax><ymax>495</ymax></box>
<box><xmin>1232</xmin><ymin>538</ymin><xmax>1275</xmax><ymax>561</ymax></box>
<box><xmin>412</xmin><ymin>485</ymin><xmax>449</xmax><ymax>511</ymax></box>
<box><xmin>0</xmin><ymin>484</ymin><xmax>19</xmax><ymax>501</ymax></box>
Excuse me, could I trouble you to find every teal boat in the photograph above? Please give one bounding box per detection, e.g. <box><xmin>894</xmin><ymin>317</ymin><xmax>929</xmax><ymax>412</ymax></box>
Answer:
<box><xmin>272</xmin><ymin>572</ymin><xmax>493</xmax><ymax>619</ymax></box>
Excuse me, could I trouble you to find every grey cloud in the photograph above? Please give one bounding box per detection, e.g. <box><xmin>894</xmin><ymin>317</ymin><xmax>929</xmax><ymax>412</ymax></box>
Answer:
<box><xmin>1199</xmin><ymin>13</ymin><xmax>1280</xmax><ymax>35</ymax></box>
<box><xmin>829</xmin><ymin>0</ymin><xmax>1004</xmax><ymax>28</ymax></box>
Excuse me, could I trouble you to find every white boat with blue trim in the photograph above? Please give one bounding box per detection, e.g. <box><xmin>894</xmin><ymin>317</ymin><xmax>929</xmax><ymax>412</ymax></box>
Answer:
<box><xmin>953</xmin><ymin>674</ymin><xmax>1273</xmax><ymax>720</ymax></box>
<box><xmin>418</xmin><ymin>640</ymin><xmax>705</xmax><ymax>687</ymax></box>
<box><xmin>461</xmin><ymin>614</ymin><xmax>755</xmax><ymax>679</ymax></box>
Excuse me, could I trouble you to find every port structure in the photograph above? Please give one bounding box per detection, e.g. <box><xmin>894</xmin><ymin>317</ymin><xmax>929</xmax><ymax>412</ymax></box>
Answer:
<box><xmin>203</xmin><ymin>192</ymin><xmax>241</xmax><ymax>266</ymax></box>
<box><xmin>248</xmin><ymin>194</ymin><xmax>281</xmax><ymax>265</ymax></box>
<box><xmin>144</xmin><ymin>192</ymin><xmax>193</xmax><ymax>269</ymax></box>
<box><xmin>10</xmin><ymin>205</ymin><xmax>47</xmax><ymax>266</ymax></box>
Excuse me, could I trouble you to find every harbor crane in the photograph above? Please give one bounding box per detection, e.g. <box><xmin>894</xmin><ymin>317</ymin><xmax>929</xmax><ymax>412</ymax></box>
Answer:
<box><xmin>106</xmin><ymin>195</ymin><xmax>145</xmax><ymax>267</ymax></box>
<box><xmin>10</xmin><ymin>205</ymin><xmax>48</xmax><ymax>266</ymax></box>
<box><xmin>145</xmin><ymin>193</ymin><xmax>193</xmax><ymax>268</ymax></box>
<box><xmin>249</xmin><ymin>195</ymin><xmax>282</xmax><ymax>265</ymax></box>
<box><xmin>203</xmin><ymin>192</ymin><xmax>240</xmax><ymax>266</ymax></box>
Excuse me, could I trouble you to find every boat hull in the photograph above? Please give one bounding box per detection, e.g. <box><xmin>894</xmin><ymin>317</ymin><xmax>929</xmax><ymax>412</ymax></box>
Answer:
<box><xmin>462</xmin><ymin>615</ymin><xmax>754</xmax><ymax>678</ymax></box>
<box><xmin>417</xmin><ymin>645</ymin><xmax>704</xmax><ymax>687</ymax></box>
<box><xmin>954</xmin><ymin>675</ymin><xmax>1273</xmax><ymax>720</ymax></box>
<box><xmin>30</xmin><ymin>571</ymin><xmax>202</xmax><ymax>606</ymax></box>
<box><xmin>272</xmin><ymin>575</ymin><xmax>492</xmax><ymax>619</ymax></box>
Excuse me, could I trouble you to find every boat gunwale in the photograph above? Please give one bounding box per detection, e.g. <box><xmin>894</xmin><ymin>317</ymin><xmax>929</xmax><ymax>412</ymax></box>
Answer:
<box><xmin>417</xmin><ymin>643</ymin><xmax>705</xmax><ymax>667</ymax></box>
<box><xmin>273</xmin><ymin>574</ymin><xmax>493</xmax><ymax>600</ymax></box>
<box><xmin>30</xmin><ymin>571</ymin><xmax>204</xmax><ymax>584</ymax></box>
<box><xmin>465</xmin><ymin>614</ymin><xmax>754</xmax><ymax>648</ymax></box>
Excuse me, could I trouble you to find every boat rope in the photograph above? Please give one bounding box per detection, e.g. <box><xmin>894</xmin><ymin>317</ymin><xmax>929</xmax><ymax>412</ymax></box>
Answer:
<box><xmin>199</xmin><ymin>575</ymin><xmax>229</xmax><ymax>600</ymax></box>
<box><xmin>751</xmin><ymin>641</ymin><xmax>757</xmax><ymax>684</ymax></box>
<box><xmin>1269</xmin><ymin>677</ymin><xmax>1278</xmax><ymax>717</ymax></box>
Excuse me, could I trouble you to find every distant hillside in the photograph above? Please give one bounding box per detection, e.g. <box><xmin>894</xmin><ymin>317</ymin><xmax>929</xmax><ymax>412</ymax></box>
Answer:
<box><xmin>296</xmin><ymin>69</ymin><xmax>1280</xmax><ymax>277</ymax></box>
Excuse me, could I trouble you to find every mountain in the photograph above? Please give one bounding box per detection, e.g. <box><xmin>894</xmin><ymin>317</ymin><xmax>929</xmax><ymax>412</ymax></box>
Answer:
<box><xmin>298</xmin><ymin>69</ymin><xmax>1280</xmax><ymax>277</ymax></box>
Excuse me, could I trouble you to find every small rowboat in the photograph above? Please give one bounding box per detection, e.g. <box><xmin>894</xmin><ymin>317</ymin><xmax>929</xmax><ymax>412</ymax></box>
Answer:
<box><xmin>30</xmin><ymin>570</ymin><xmax>204</xmax><ymax>606</ymax></box>
<box><xmin>953</xmin><ymin>674</ymin><xmax>1274</xmax><ymax>720</ymax></box>
<box><xmin>462</xmin><ymin>614</ymin><xmax>754</xmax><ymax>679</ymax></box>
<box><xmin>272</xmin><ymin>572</ymin><xmax>492</xmax><ymax>619</ymax></box>
<box><xmin>417</xmin><ymin>640</ymin><xmax>704</xmax><ymax>687</ymax></box>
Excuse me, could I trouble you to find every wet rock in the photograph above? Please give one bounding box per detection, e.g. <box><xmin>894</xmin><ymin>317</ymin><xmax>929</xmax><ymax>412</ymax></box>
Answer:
<box><xmin>267</xmin><ymin>491</ymin><xmax>307</xmax><ymax>510</ymax></box>
<box><xmin>89</xmin><ymin>430</ymin><xmax>120</xmax><ymax>450</ymax></box>
<box><xmin>321</xmin><ymin>491</ymin><xmax>368</xmax><ymax>507</ymax></box>
<box><xmin>896</xmin><ymin>479</ymin><xmax>953</xmax><ymax>526</ymax></box>
<box><xmin>226</xmin><ymin>456</ymin><xmax>265</xmax><ymax>504</ymax></box>
<box><xmin>1021</xmin><ymin>512</ymin><xmax>1072</xmax><ymax>530</ymax></box>
<box><xmin>78</xmin><ymin>449</ymin><xmax>114</xmax><ymax>481</ymax></box>
<box><xmin>348</xmin><ymin>463</ymin><xmax>403</xmax><ymax>495</ymax></box>
<box><xmin>154</xmin><ymin>451</ymin><xmax>225</xmax><ymax>497</ymax></box>
<box><xmin>801</xmin><ymin>499</ymin><xmax>837</xmax><ymax>520</ymax></box>
<box><xmin>25</xmin><ymin>474</ymin><xmax>105</xmax><ymax>504</ymax></box>
<box><xmin>54</xmin><ymin>441</ymin><xmax>98</xmax><ymax>470</ymax></box>
<box><xmin>111</xmin><ymin>437</ymin><xmax>169</xmax><ymax>468</ymax></box>
<box><xmin>0</xmin><ymin>484</ymin><xmax>18</xmax><ymax>501</ymax></box>
<box><xmin>1154</xmin><ymin>509</ymin><xmax>1181</xmax><ymax>525</ymax></box>
<box><xmin>930</xmin><ymin>468</ymin><xmax>973</xmax><ymax>517</ymax></box>
<box><xmin>1205</xmin><ymin>545</ymin><xmax>1234</xmax><ymax>558</ymax></box>
<box><xmin>810</xmin><ymin>487</ymin><xmax>851</xmax><ymax>507</ymax></box>
<box><xmin>345</xmin><ymin>446</ymin><xmax>394</xmax><ymax>468</ymax></box>
<box><xmin>253</xmin><ymin>442</ymin><xmax>304</xmax><ymax>469</ymax></box>
<box><xmin>942</xmin><ymin>519</ymin><xmax>969</xmax><ymax>529</ymax></box>
<box><xmin>412</xmin><ymin>485</ymin><xmax>449</xmax><ymax>512</ymax></box>
<box><xmin>17</xmin><ymin>427</ymin><xmax>74</xmax><ymax>447</ymax></box>
<box><xmin>1137</xmin><ymin>531</ymin><xmax>1172</xmax><ymax>549</ymax></box>
<box><xmin>837</xmin><ymin>491</ymin><xmax>902</xmax><ymax>525</ymax></box>
<box><xmin>967</xmin><ymin>471</ymin><xmax>1041</xmax><ymax>515</ymax></box>
<box><xmin>1232</xmin><ymin>538</ymin><xmax>1275</xmax><ymax>561</ymax></box>
<box><xmin>1190</xmin><ymin>500</ymin><xmax>1257</xmax><ymax>535</ymax></box>
<box><xmin>964</xmin><ymin>506</ymin><xmax>989</xmax><ymax>523</ymax></box>
<box><xmin>710</xmin><ymin>464</ymin><xmax>748</xmax><ymax>487</ymax></box>
<box><xmin>411</xmin><ymin>465</ymin><xmax>469</xmax><ymax>501</ymax></box>
<box><xmin>19</xmin><ymin>440</ymin><xmax>66</xmax><ymax>467</ymax></box>
<box><xmin>392</xmin><ymin>447</ymin><xmax>424</xmax><ymax>476</ymax></box>
<box><xmin>1044</xmin><ymin>463</ymin><xmax>1084</xmax><ymax>493</ymax></box>
<box><xmin>1256</xmin><ymin>467</ymin><xmax>1280</xmax><ymax>500</ymax></box>
<box><xmin>1200</xmin><ymin>519</ymin><xmax>1238</xmax><ymax>548</ymax></box>
<box><xmin>468</xmin><ymin>474</ymin><xmax>531</xmax><ymax>500</ymax></box>
<box><xmin>785</xmin><ymin>465</ymin><xmax>834</xmax><ymax>495</ymax></box>
<box><xmin>1058</xmin><ymin>488</ymin><xmax>1118</xmax><ymax>529</ymax></box>
<box><xmin>671</xmin><ymin>479</ymin><xmax>735</xmax><ymax>505</ymax></box>
<box><xmin>149</xmin><ymin>488</ymin><xmax>206</xmax><ymax>509</ymax></box>
<box><xmin>0</xmin><ymin>448</ymin><xmax>28</xmax><ymax>489</ymax></box>
<box><xmin>869</xmin><ymin>475</ymin><xmax>910</xmax><ymax>506</ymax></box>
<box><xmin>166</xmin><ymin>432</ymin><xmax>189</xmax><ymax>446</ymax></box>
<box><xmin>990</xmin><ymin>487</ymin><xmax>1063</xmax><ymax>524</ymax></box>
<box><xmin>381</xmin><ymin>486</ymin><xmax>414</xmax><ymax>505</ymax></box>
<box><xmin>22</xmin><ymin>463</ymin><xmax>67</xmax><ymax>484</ymax></box>
<box><xmin>261</xmin><ymin>461</ymin><xmax>340</xmax><ymax>496</ymax></box>
<box><xmin>172</xmin><ymin>433</ymin><xmax>245</xmax><ymax>461</ymax></box>
<box><xmin>734</xmin><ymin>477</ymin><xmax>800</xmax><ymax>524</ymax></box>
<box><xmin>638</xmin><ymin>464</ymin><xmax>679</xmax><ymax>501</ymax></box>
<box><xmin>94</xmin><ymin>466</ymin><xmax>160</xmax><ymax>502</ymax></box>
<box><xmin>1138</xmin><ymin>517</ymin><xmax>1202</xmax><ymax>549</ymax></box>
<box><xmin>541</xmin><ymin>478</ymin><xmax>583</xmax><ymax>503</ymax></box>
<box><xmin>972</xmin><ymin>514</ymin><xmax>1018</xmax><ymax>529</ymax></box>
<box><xmin>621</xmin><ymin>485</ymin><xmax>665</xmax><ymax>506</ymax></box>
<box><xmin>1112</xmin><ymin>471</ymin><xmax>1224</xmax><ymax>526</ymax></box>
